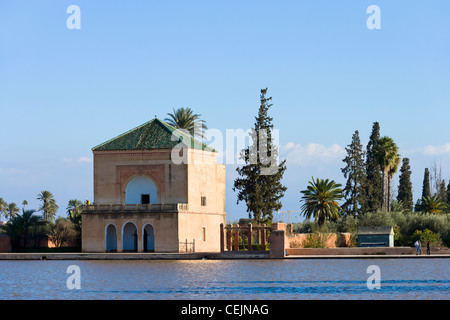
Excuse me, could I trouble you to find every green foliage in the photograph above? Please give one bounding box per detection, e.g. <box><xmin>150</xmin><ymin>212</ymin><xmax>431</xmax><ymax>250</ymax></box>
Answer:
<box><xmin>37</xmin><ymin>190</ymin><xmax>59</xmax><ymax>221</ymax></box>
<box><xmin>301</xmin><ymin>232</ymin><xmax>334</xmax><ymax>248</ymax></box>
<box><xmin>300</xmin><ymin>177</ymin><xmax>344</xmax><ymax>228</ymax></box>
<box><xmin>0</xmin><ymin>209</ymin><xmax>48</xmax><ymax>251</ymax></box>
<box><xmin>341</xmin><ymin>130</ymin><xmax>366</xmax><ymax>216</ymax></box>
<box><xmin>293</xmin><ymin>203</ymin><xmax>450</xmax><ymax>248</ymax></box>
<box><xmin>47</xmin><ymin>217</ymin><xmax>77</xmax><ymax>248</ymax></box>
<box><xmin>374</xmin><ymin>136</ymin><xmax>401</xmax><ymax>212</ymax></box>
<box><xmin>419</xmin><ymin>195</ymin><xmax>448</xmax><ymax>215</ymax></box>
<box><xmin>357</xmin><ymin>210</ymin><xmax>396</xmax><ymax>227</ymax></box>
<box><xmin>233</xmin><ymin>88</ymin><xmax>287</xmax><ymax>224</ymax></box>
<box><xmin>362</xmin><ymin>122</ymin><xmax>383</xmax><ymax>214</ymax></box>
<box><xmin>421</xmin><ymin>168</ymin><xmax>432</xmax><ymax>199</ymax></box>
<box><xmin>164</xmin><ymin>107</ymin><xmax>208</xmax><ymax>139</ymax></box>
<box><xmin>397</xmin><ymin>158</ymin><xmax>414</xmax><ymax>212</ymax></box>
<box><xmin>409</xmin><ymin>229</ymin><xmax>442</xmax><ymax>247</ymax></box>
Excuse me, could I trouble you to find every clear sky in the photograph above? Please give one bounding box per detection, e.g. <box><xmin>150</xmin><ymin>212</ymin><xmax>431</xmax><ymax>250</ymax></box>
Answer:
<box><xmin>1</xmin><ymin>1</ymin><xmax>449</xmax><ymax>223</ymax></box>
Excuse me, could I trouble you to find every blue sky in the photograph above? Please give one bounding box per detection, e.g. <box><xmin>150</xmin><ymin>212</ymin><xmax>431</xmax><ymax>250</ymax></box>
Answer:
<box><xmin>0</xmin><ymin>1</ymin><xmax>449</xmax><ymax>222</ymax></box>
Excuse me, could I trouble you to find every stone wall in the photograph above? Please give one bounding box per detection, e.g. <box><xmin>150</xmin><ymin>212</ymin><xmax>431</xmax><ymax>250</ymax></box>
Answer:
<box><xmin>287</xmin><ymin>232</ymin><xmax>352</xmax><ymax>248</ymax></box>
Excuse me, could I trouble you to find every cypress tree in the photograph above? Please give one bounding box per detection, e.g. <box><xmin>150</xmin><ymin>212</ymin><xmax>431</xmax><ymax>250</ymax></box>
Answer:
<box><xmin>397</xmin><ymin>157</ymin><xmax>413</xmax><ymax>212</ymax></box>
<box><xmin>341</xmin><ymin>130</ymin><xmax>366</xmax><ymax>216</ymax></box>
<box><xmin>422</xmin><ymin>168</ymin><xmax>431</xmax><ymax>199</ymax></box>
<box><xmin>447</xmin><ymin>180</ymin><xmax>450</xmax><ymax>207</ymax></box>
<box><xmin>362</xmin><ymin>122</ymin><xmax>383</xmax><ymax>213</ymax></box>
<box><xmin>233</xmin><ymin>88</ymin><xmax>287</xmax><ymax>224</ymax></box>
<box><xmin>415</xmin><ymin>168</ymin><xmax>432</xmax><ymax>212</ymax></box>
<box><xmin>438</xmin><ymin>180</ymin><xmax>447</xmax><ymax>202</ymax></box>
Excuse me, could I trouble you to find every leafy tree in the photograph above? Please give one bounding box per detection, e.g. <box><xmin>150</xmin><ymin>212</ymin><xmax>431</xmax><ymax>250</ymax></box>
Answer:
<box><xmin>233</xmin><ymin>88</ymin><xmax>287</xmax><ymax>224</ymax></box>
<box><xmin>300</xmin><ymin>177</ymin><xmax>344</xmax><ymax>229</ymax></box>
<box><xmin>397</xmin><ymin>158</ymin><xmax>413</xmax><ymax>212</ymax></box>
<box><xmin>47</xmin><ymin>217</ymin><xmax>77</xmax><ymax>248</ymax></box>
<box><xmin>341</xmin><ymin>130</ymin><xmax>366</xmax><ymax>216</ymax></box>
<box><xmin>5</xmin><ymin>202</ymin><xmax>20</xmax><ymax>221</ymax></box>
<box><xmin>164</xmin><ymin>107</ymin><xmax>208</xmax><ymax>139</ymax></box>
<box><xmin>362</xmin><ymin>122</ymin><xmax>383</xmax><ymax>213</ymax></box>
<box><xmin>37</xmin><ymin>191</ymin><xmax>59</xmax><ymax>221</ymax></box>
<box><xmin>374</xmin><ymin>136</ymin><xmax>400</xmax><ymax>212</ymax></box>
<box><xmin>22</xmin><ymin>200</ymin><xmax>28</xmax><ymax>210</ymax></box>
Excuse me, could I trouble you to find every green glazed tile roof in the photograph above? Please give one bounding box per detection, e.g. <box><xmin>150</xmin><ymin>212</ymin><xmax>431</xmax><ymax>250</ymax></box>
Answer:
<box><xmin>92</xmin><ymin>118</ymin><xmax>215</xmax><ymax>152</ymax></box>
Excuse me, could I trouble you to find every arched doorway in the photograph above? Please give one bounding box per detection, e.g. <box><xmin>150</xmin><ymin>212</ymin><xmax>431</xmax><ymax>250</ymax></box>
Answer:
<box><xmin>125</xmin><ymin>176</ymin><xmax>158</xmax><ymax>204</ymax></box>
<box><xmin>143</xmin><ymin>224</ymin><xmax>155</xmax><ymax>252</ymax></box>
<box><xmin>105</xmin><ymin>224</ymin><xmax>117</xmax><ymax>252</ymax></box>
<box><xmin>122</xmin><ymin>222</ymin><xmax>137</xmax><ymax>252</ymax></box>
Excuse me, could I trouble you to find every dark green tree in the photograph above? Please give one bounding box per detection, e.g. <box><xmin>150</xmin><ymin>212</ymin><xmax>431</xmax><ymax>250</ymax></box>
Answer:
<box><xmin>362</xmin><ymin>122</ymin><xmax>383</xmax><ymax>213</ymax></box>
<box><xmin>422</xmin><ymin>168</ymin><xmax>431</xmax><ymax>199</ymax></box>
<box><xmin>374</xmin><ymin>136</ymin><xmax>401</xmax><ymax>212</ymax></box>
<box><xmin>447</xmin><ymin>180</ymin><xmax>450</xmax><ymax>207</ymax></box>
<box><xmin>438</xmin><ymin>180</ymin><xmax>447</xmax><ymax>203</ymax></box>
<box><xmin>397</xmin><ymin>158</ymin><xmax>413</xmax><ymax>212</ymax></box>
<box><xmin>341</xmin><ymin>130</ymin><xmax>366</xmax><ymax>216</ymax></box>
<box><xmin>300</xmin><ymin>177</ymin><xmax>344</xmax><ymax>229</ymax></box>
<box><xmin>165</xmin><ymin>107</ymin><xmax>208</xmax><ymax>139</ymax></box>
<box><xmin>37</xmin><ymin>190</ymin><xmax>59</xmax><ymax>221</ymax></box>
<box><xmin>233</xmin><ymin>88</ymin><xmax>287</xmax><ymax>224</ymax></box>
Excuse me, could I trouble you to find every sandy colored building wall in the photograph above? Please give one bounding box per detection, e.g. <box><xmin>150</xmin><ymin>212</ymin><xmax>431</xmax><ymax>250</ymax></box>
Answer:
<box><xmin>93</xmin><ymin>150</ymin><xmax>188</xmax><ymax>205</ymax></box>
<box><xmin>186</xmin><ymin>149</ymin><xmax>226</xmax><ymax>215</ymax></box>
<box><xmin>82</xmin><ymin>212</ymin><xmax>179</xmax><ymax>253</ymax></box>
<box><xmin>178</xmin><ymin>212</ymin><xmax>225</xmax><ymax>252</ymax></box>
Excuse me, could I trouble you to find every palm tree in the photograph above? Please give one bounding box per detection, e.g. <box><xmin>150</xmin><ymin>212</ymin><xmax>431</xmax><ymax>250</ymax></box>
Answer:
<box><xmin>420</xmin><ymin>195</ymin><xmax>448</xmax><ymax>214</ymax></box>
<box><xmin>375</xmin><ymin>136</ymin><xmax>401</xmax><ymax>212</ymax></box>
<box><xmin>165</xmin><ymin>107</ymin><xmax>208</xmax><ymax>139</ymax></box>
<box><xmin>1</xmin><ymin>210</ymin><xmax>47</xmax><ymax>250</ymax></box>
<box><xmin>0</xmin><ymin>198</ymin><xmax>7</xmax><ymax>220</ymax></box>
<box><xmin>66</xmin><ymin>199</ymin><xmax>83</xmax><ymax>231</ymax></box>
<box><xmin>300</xmin><ymin>177</ymin><xmax>344</xmax><ymax>229</ymax></box>
<box><xmin>5</xmin><ymin>202</ymin><xmax>20</xmax><ymax>221</ymax></box>
<box><xmin>22</xmin><ymin>200</ymin><xmax>28</xmax><ymax>211</ymax></box>
<box><xmin>37</xmin><ymin>191</ymin><xmax>59</xmax><ymax>221</ymax></box>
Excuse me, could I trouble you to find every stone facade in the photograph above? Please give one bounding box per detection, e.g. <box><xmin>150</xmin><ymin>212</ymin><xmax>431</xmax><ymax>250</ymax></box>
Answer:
<box><xmin>81</xmin><ymin>119</ymin><xmax>226</xmax><ymax>253</ymax></box>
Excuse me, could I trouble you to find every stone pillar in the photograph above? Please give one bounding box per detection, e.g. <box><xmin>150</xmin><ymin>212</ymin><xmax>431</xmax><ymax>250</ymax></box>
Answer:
<box><xmin>234</xmin><ymin>229</ymin><xmax>239</xmax><ymax>251</ymax></box>
<box><xmin>117</xmin><ymin>225</ymin><xmax>123</xmax><ymax>253</ymax></box>
<box><xmin>269</xmin><ymin>230</ymin><xmax>285</xmax><ymax>259</ymax></box>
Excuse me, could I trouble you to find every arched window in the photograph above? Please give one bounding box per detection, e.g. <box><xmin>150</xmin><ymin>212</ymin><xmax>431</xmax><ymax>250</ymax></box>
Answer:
<box><xmin>125</xmin><ymin>176</ymin><xmax>158</xmax><ymax>204</ymax></box>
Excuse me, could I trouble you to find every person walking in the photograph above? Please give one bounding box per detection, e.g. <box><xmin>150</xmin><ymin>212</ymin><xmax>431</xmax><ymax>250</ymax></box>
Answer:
<box><xmin>418</xmin><ymin>240</ymin><xmax>422</xmax><ymax>255</ymax></box>
<box><xmin>427</xmin><ymin>241</ymin><xmax>431</xmax><ymax>255</ymax></box>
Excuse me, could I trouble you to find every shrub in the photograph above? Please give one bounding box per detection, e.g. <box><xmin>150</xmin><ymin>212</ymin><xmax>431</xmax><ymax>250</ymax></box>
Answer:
<box><xmin>409</xmin><ymin>229</ymin><xmax>443</xmax><ymax>247</ymax></box>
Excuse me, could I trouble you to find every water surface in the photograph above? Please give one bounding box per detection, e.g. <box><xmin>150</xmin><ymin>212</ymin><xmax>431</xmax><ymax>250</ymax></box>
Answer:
<box><xmin>0</xmin><ymin>259</ymin><xmax>448</xmax><ymax>300</ymax></box>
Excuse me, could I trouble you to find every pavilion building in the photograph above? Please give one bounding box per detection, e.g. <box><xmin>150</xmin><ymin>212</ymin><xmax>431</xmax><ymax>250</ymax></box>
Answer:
<box><xmin>81</xmin><ymin>118</ymin><xmax>226</xmax><ymax>253</ymax></box>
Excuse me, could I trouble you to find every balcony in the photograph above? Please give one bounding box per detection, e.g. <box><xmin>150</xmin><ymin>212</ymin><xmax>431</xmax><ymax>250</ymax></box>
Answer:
<box><xmin>82</xmin><ymin>203</ymin><xmax>188</xmax><ymax>214</ymax></box>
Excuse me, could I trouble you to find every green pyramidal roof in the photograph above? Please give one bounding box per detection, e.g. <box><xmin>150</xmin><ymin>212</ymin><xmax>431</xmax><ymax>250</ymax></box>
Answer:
<box><xmin>92</xmin><ymin>118</ymin><xmax>215</xmax><ymax>152</ymax></box>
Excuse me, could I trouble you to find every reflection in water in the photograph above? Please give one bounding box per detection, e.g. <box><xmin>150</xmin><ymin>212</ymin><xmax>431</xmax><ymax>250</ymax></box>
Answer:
<box><xmin>0</xmin><ymin>259</ymin><xmax>449</xmax><ymax>300</ymax></box>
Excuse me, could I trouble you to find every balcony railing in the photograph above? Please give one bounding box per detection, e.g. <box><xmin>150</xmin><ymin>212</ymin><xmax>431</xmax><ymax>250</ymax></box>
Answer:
<box><xmin>82</xmin><ymin>203</ymin><xmax>188</xmax><ymax>213</ymax></box>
